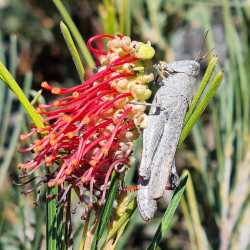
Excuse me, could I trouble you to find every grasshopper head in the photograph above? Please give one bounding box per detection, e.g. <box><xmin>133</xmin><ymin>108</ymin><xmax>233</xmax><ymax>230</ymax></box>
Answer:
<box><xmin>155</xmin><ymin>60</ymin><xmax>200</xmax><ymax>78</ymax></box>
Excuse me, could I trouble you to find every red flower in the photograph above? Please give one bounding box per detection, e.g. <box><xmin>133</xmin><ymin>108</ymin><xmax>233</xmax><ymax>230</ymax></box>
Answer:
<box><xmin>18</xmin><ymin>34</ymin><xmax>154</xmax><ymax>206</ymax></box>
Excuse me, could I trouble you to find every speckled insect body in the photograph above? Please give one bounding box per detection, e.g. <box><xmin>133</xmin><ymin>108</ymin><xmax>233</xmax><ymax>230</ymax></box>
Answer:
<box><xmin>137</xmin><ymin>60</ymin><xmax>200</xmax><ymax>221</ymax></box>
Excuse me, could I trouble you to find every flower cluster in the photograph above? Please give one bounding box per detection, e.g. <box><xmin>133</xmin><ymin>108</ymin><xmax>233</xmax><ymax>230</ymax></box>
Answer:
<box><xmin>18</xmin><ymin>34</ymin><xmax>155</xmax><ymax>206</ymax></box>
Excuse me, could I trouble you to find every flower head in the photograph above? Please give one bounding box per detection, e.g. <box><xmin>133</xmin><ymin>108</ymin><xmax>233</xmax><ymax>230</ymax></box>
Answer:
<box><xmin>19</xmin><ymin>34</ymin><xmax>155</xmax><ymax>206</ymax></box>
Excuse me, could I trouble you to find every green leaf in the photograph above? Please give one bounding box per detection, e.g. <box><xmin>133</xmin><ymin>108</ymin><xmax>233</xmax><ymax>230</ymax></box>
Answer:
<box><xmin>0</xmin><ymin>72</ymin><xmax>32</xmax><ymax>187</ymax></box>
<box><xmin>0</xmin><ymin>35</ymin><xmax>17</xmax><ymax>146</ymax></box>
<box><xmin>182</xmin><ymin>170</ymin><xmax>210</xmax><ymax>250</ymax></box>
<box><xmin>147</xmin><ymin>173</ymin><xmax>188</xmax><ymax>250</ymax></box>
<box><xmin>99</xmin><ymin>0</ymin><xmax>119</xmax><ymax>34</ymax></box>
<box><xmin>53</xmin><ymin>0</ymin><xmax>95</xmax><ymax>69</ymax></box>
<box><xmin>119</xmin><ymin>0</ymin><xmax>131</xmax><ymax>36</ymax></box>
<box><xmin>0</xmin><ymin>61</ymin><xmax>44</xmax><ymax>128</ymax></box>
<box><xmin>179</xmin><ymin>71</ymin><xmax>223</xmax><ymax>146</ymax></box>
<box><xmin>60</xmin><ymin>21</ymin><xmax>85</xmax><ymax>81</ymax></box>
<box><xmin>47</xmin><ymin>187</ymin><xmax>58</xmax><ymax>250</ymax></box>
<box><xmin>106</xmin><ymin>196</ymin><xmax>136</xmax><ymax>241</ymax></box>
<box><xmin>0</xmin><ymin>31</ymin><xmax>5</xmax><ymax>124</ymax></box>
<box><xmin>184</xmin><ymin>56</ymin><xmax>218</xmax><ymax>124</ymax></box>
<box><xmin>91</xmin><ymin>173</ymin><xmax>119</xmax><ymax>250</ymax></box>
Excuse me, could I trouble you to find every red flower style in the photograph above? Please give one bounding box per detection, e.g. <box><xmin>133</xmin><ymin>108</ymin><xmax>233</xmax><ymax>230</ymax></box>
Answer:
<box><xmin>18</xmin><ymin>34</ymin><xmax>155</xmax><ymax>206</ymax></box>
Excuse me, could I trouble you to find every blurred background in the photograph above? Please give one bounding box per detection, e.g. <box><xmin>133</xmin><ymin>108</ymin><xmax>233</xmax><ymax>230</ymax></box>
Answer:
<box><xmin>0</xmin><ymin>0</ymin><xmax>250</xmax><ymax>249</ymax></box>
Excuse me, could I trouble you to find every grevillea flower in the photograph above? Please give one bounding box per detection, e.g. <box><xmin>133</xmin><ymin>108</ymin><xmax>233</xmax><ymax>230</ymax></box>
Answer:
<box><xmin>18</xmin><ymin>34</ymin><xmax>155</xmax><ymax>206</ymax></box>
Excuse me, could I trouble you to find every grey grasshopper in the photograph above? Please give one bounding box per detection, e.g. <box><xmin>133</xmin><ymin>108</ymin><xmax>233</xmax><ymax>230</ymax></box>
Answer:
<box><xmin>137</xmin><ymin>60</ymin><xmax>200</xmax><ymax>221</ymax></box>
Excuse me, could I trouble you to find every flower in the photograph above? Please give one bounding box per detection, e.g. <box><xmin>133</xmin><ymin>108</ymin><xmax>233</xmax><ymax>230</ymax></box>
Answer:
<box><xmin>18</xmin><ymin>34</ymin><xmax>155</xmax><ymax>206</ymax></box>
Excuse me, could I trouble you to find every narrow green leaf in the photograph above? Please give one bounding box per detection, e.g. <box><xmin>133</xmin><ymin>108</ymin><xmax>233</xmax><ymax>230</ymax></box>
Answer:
<box><xmin>31</xmin><ymin>89</ymin><xmax>43</xmax><ymax>106</ymax></box>
<box><xmin>91</xmin><ymin>173</ymin><xmax>119</xmax><ymax>250</ymax></box>
<box><xmin>65</xmin><ymin>192</ymin><xmax>72</xmax><ymax>249</ymax></box>
<box><xmin>0</xmin><ymin>61</ymin><xmax>44</xmax><ymax>128</ymax></box>
<box><xmin>125</xmin><ymin>136</ymin><xmax>142</xmax><ymax>185</ymax></box>
<box><xmin>0</xmin><ymin>38</ymin><xmax>59</xmax><ymax>250</ymax></box>
<box><xmin>23</xmin><ymin>71</ymin><xmax>33</xmax><ymax>96</ymax></box>
<box><xmin>53</xmin><ymin>0</ymin><xmax>95</xmax><ymax>69</ymax></box>
<box><xmin>179</xmin><ymin>71</ymin><xmax>223</xmax><ymax>146</ymax></box>
<box><xmin>78</xmin><ymin>216</ymin><xmax>90</xmax><ymax>250</ymax></box>
<box><xmin>0</xmin><ymin>31</ymin><xmax>5</xmax><ymax>123</ymax></box>
<box><xmin>47</xmin><ymin>186</ymin><xmax>58</xmax><ymax>250</ymax></box>
<box><xmin>99</xmin><ymin>0</ymin><xmax>119</xmax><ymax>34</ymax></box>
<box><xmin>10</xmin><ymin>35</ymin><xmax>18</xmax><ymax>77</ymax></box>
<box><xmin>0</xmin><ymin>35</ymin><xmax>17</xmax><ymax>146</ymax></box>
<box><xmin>60</xmin><ymin>21</ymin><xmax>85</xmax><ymax>81</ymax></box>
<box><xmin>106</xmin><ymin>196</ymin><xmax>136</xmax><ymax>241</ymax></box>
<box><xmin>32</xmin><ymin>206</ymin><xmax>45</xmax><ymax>250</ymax></box>
<box><xmin>184</xmin><ymin>170</ymin><xmax>210</xmax><ymax>250</ymax></box>
<box><xmin>57</xmin><ymin>202</ymin><xmax>65</xmax><ymax>250</ymax></box>
<box><xmin>119</xmin><ymin>0</ymin><xmax>131</xmax><ymax>36</ymax></box>
<box><xmin>184</xmin><ymin>56</ymin><xmax>218</xmax><ymax>124</ymax></box>
<box><xmin>180</xmin><ymin>199</ymin><xmax>197</xmax><ymax>250</ymax></box>
<box><xmin>0</xmin><ymin>32</ymin><xmax>5</xmax><ymax>64</ymax></box>
<box><xmin>0</xmin><ymin>112</ymin><xmax>22</xmax><ymax>186</ymax></box>
<box><xmin>0</xmin><ymin>72</ymin><xmax>32</xmax><ymax>186</ymax></box>
<box><xmin>147</xmin><ymin>173</ymin><xmax>188</xmax><ymax>250</ymax></box>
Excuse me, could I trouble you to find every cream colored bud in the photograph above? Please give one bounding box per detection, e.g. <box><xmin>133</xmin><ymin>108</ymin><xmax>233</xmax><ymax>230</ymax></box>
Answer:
<box><xmin>99</xmin><ymin>56</ymin><xmax>108</xmax><ymax>65</ymax></box>
<box><xmin>143</xmin><ymin>89</ymin><xmax>152</xmax><ymax>100</ymax></box>
<box><xmin>143</xmin><ymin>73</ymin><xmax>154</xmax><ymax>83</ymax></box>
<box><xmin>116</xmin><ymin>48</ymin><xmax>125</xmax><ymax>55</ymax></box>
<box><xmin>117</xmin><ymin>78</ymin><xmax>129</xmax><ymax>89</ymax></box>
<box><xmin>120</xmin><ymin>142</ymin><xmax>129</xmax><ymax>151</ymax></box>
<box><xmin>132</xmin><ymin>104</ymin><xmax>146</xmax><ymax>113</ymax></box>
<box><xmin>121</xmin><ymin>36</ymin><xmax>131</xmax><ymax>47</ymax></box>
<box><xmin>125</xmin><ymin>131</ymin><xmax>134</xmax><ymax>140</ymax></box>
<box><xmin>107</xmin><ymin>53</ymin><xmax>119</xmax><ymax>62</ymax></box>
<box><xmin>134</xmin><ymin>114</ymin><xmax>148</xmax><ymax>128</ymax></box>
<box><xmin>136</xmin><ymin>73</ymin><xmax>154</xmax><ymax>84</ymax></box>
<box><xmin>106</xmin><ymin>124</ymin><xmax>115</xmax><ymax>132</ymax></box>
<box><xmin>122</xmin><ymin>63</ymin><xmax>134</xmax><ymax>71</ymax></box>
<box><xmin>130</xmin><ymin>84</ymin><xmax>152</xmax><ymax>101</ymax></box>
<box><xmin>108</xmin><ymin>38</ymin><xmax>121</xmax><ymax>49</ymax></box>
<box><xmin>133</xmin><ymin>66</ymin><xmax>145</xmax><ymax>72</ymax></box>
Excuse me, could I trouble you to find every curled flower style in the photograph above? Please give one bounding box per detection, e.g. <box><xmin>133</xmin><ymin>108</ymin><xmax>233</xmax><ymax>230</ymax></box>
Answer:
<box><xmin>18</xmin><ymin>34</ymin><xmax>155</xmax><ymax>206</ymax></box>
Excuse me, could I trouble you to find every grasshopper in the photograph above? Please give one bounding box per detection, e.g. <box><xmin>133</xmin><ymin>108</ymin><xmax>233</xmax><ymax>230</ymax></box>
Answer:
<box><xmin>137</xmin><ymin>60</ymin><xmax>200</xmax><ymax>221</ymax></box>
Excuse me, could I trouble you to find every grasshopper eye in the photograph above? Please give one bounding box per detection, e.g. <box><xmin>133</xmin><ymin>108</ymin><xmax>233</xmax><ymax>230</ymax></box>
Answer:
<box><xmin>189</xmin><ymin>62</ymin><xmax>200</xmax><ymax>76</ymax></box>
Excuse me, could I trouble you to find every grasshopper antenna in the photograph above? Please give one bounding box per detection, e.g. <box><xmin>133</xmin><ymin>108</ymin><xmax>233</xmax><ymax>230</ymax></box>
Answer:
<box><xmin>194</xmin><ymin>30</ymin><xmax>215</xmax><ymax>62</ymax></box>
